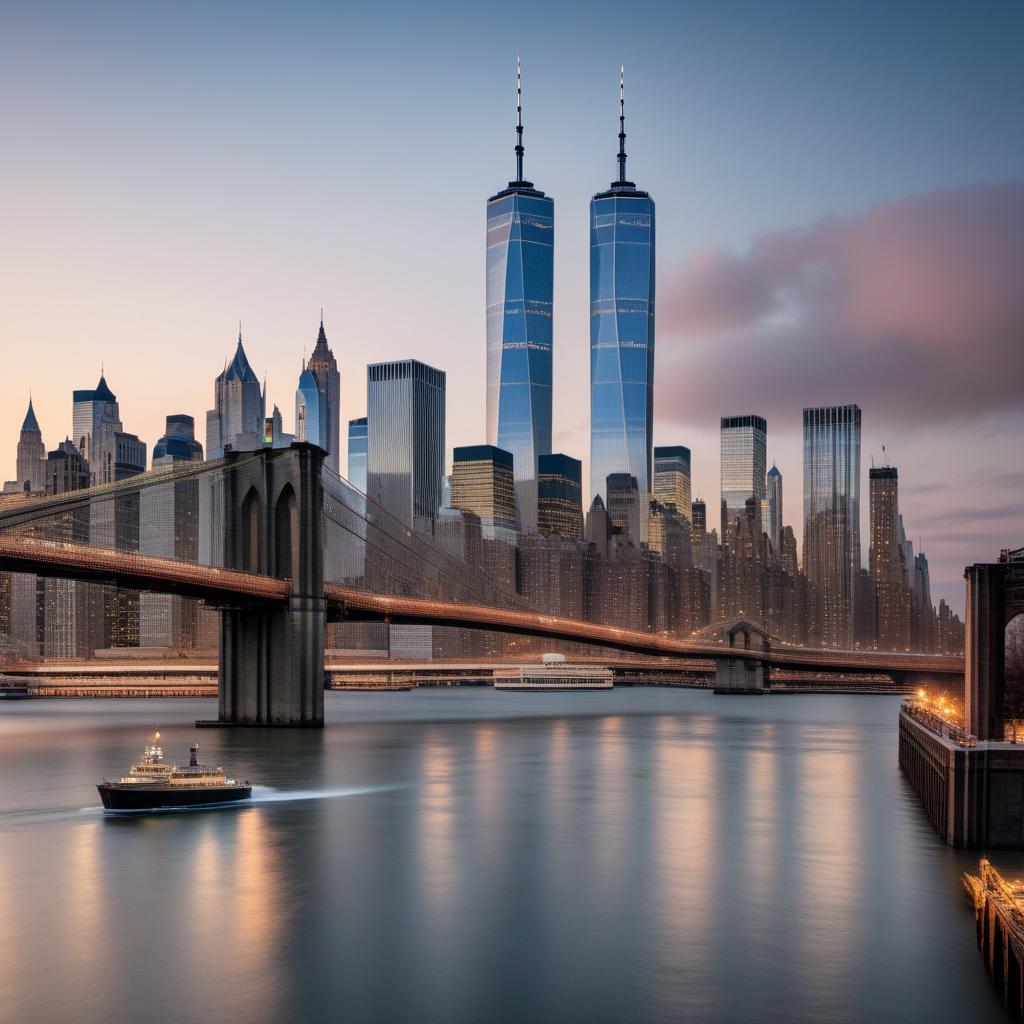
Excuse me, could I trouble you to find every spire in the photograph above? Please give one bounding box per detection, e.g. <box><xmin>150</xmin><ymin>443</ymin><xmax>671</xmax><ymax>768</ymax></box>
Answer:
<box><xmin>238</xmin><ymin>320</ymin><xmax>243</xmax><ymax>344</ymax></box>
<box><xmin>21</xmin><ymin>395</ymin><xmax>40</xmax><ymax>433</ymax></box>
<box><xmin>515</xmin><ymin>54</ymin><xmax>524</xmax><ymax>184</ymax></box>
<box><xmin>615</xmin><ymin>65</ymin><xmax>628</xmax><ymax>185</ymax></box>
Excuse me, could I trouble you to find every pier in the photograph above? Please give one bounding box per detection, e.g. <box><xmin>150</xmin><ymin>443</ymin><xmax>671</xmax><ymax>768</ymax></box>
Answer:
<box><xmin>964</xmin><ymin>860</ymin><xmax>1024</xmax><ymax>1017</ymax></box>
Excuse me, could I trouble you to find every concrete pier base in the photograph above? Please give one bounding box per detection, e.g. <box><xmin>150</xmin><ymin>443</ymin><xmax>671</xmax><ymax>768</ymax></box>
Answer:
<box><xmin>900</xmin><ymin>706</ymin><xmax>1024</xmax><ymax>848</ymax></box>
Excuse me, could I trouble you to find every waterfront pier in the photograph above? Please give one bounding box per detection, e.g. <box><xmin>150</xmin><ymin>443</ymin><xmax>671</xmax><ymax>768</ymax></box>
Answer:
<box><xmin>964</xmin><ymin>860</ymin><xmax>1024</xmax><ymax>1017</ymax></box>
<box><xmin>900</xmin><ymin>548</ymin><xmax>1024</xmax><ymax>847</ymax></box>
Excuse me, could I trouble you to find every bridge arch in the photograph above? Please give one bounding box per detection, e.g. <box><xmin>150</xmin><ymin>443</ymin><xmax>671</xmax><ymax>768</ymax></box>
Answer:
<box><xmin>239</xmin><ymin>486</ymin><xmax>263</xmax><ymax>573</ymax></box>
<box><xmin>273</xmin><ymin>483</ymin><xmax>298</xmax><ymax>581</ymax></box>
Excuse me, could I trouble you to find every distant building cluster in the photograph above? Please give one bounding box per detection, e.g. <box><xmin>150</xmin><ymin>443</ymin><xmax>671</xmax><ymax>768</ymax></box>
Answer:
<box><xmin>0</xmin><ymin>68</ymin><xmax>965</xmax><ymax>662</ymax></box>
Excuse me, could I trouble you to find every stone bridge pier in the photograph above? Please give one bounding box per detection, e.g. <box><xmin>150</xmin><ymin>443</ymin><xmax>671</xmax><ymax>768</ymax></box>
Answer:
<box><xmin>213</xmin><ymin>443</ymin><xmax>325</xmax><ymax>727</ymax></box>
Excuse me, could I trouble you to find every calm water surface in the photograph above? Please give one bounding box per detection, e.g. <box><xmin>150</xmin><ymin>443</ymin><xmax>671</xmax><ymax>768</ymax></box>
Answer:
<box><xmin>0</xmin><ymin>690</ymin><xmax>1014</xmax><ymax>1024</ymax></box>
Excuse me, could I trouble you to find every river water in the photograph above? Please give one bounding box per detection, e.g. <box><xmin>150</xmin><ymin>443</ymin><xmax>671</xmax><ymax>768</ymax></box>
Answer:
<box><xmin>0</xmin><ymin>690</ymin><xmax>1015</xmax><ymax>1024</ymax></box>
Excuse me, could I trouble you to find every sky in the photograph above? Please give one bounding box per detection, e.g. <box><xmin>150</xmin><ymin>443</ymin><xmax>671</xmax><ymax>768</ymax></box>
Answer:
<box><xmin>1</xmin><ymin>0</ymin><xmax>1022</xmax><ymax>614</ymax></box>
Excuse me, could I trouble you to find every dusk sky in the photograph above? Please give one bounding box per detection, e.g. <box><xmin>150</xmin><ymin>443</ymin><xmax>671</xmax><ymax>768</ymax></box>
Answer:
<box><xmin>2</xmin><ymin>0</ymin><xmax>1022</xmax><ymax>612</ymax></box>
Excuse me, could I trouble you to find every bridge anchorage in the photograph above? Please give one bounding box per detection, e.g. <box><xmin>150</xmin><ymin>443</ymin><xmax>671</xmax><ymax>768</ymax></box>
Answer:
<box><xmin>205</xmin><ymin>443</ymin><xmax>325</xmax><ymax>728</ymax></box>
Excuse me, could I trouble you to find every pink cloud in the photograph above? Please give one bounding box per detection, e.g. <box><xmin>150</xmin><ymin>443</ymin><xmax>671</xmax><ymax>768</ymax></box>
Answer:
<box><xmin>657</xmin><ymin>181</ymin><xmax>1024</xmax><ymax>427</ymax></box>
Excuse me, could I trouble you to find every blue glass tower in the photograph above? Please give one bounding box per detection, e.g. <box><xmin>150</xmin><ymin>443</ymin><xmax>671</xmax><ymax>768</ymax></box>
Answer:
<box><xmin>589</xmin><ymin>69</ymin><xmax>655</xmax><ymax>509</ymax></box>
<box><xmin>486</xmin><ymin>58</ymin><xmax>553</xmax><ymax>535</ymax></box>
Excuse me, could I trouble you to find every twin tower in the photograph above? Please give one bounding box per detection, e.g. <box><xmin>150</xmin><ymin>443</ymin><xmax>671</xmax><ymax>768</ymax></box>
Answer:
<box><xmin>485</xmin><ymin>63</ymin><xmax>656</xmax><ymax>533</ymax></box>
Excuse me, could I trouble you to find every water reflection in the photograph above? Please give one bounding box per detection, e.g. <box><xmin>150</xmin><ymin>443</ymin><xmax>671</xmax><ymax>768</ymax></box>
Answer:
<box><xmin>0</xmin><ymin>692</ymin><xmax>1011</xmax><ymax>1024</ymax></box>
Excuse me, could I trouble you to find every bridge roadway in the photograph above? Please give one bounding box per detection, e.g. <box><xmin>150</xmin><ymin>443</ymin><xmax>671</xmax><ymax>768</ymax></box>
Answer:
<box><xmin>0</xmin><ymin>535</ymin><xmax>964</xmax><ymax>678</ymax></box>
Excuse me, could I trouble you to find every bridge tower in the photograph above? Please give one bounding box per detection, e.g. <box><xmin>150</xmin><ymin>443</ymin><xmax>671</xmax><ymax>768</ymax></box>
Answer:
<box><xmin>966</xmin><ymin>548</ymin><xmax>1024</xmax><ymax>741</ymax></box>
<box><xmin>215</xmin><ymin>443</ymin><xmax>325</xmax><ymax>727</ymax></box>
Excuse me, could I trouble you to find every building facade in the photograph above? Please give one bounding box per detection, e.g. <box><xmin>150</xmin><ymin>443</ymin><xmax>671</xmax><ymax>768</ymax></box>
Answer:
<box><xmin>347</xmin><ymin>417</ymin><xmax>368</xmax><ymax>491</ymax></box>
<box><xmin>366</xmin><ymin>359</ymin><xmax>445</xmax><ymax>532</ymax></box>
<box><xmin>205</xmin><ymin>333</ymin><xmax>265</xmax><ymax>460</ymax></box>
<box><xmin>590</xmin><ymin>71</ymin><xmax>655</xmax><ymax>508</ymax></box>
<box><xmin>653</xmin><ymin>446</ymin><xmax>691</xmax><ymax>522</ymax></box>
<box><xmin>486</xmin><ymin>59</ymin><xmax>553</xmax><ymax>535</ymax></box>
<box><xmin>767</xmin><ymin>464</ymin><xmax>783</xmax><ymax>553</ymax></box>
<box><xmin>537</xmin><ymin>453</ymin><xmax>582</xmax><ymax>539</ymax></box>
<box><xmin>307</xmin><ymin>316</ymin><xmax>341</xmax><ymax>473</ymax></box>
<box><xmin>15</xmin><ymin>398</ymin><xmax>46</xmax><ymax>493</ymax></box>
<box><xmin>720</xmin><ymin>415</ymin><xmax>767</xmax><ymax>538</ymax></box>
<box><xmin>803</xmin><ymin>404</ymin><xmax>861</xmax><ymax>648</ymax></box>
<box><xmin>450</xmin><ymin>444</ymin><xmax>518</xmax><ymax>542</ymax></box>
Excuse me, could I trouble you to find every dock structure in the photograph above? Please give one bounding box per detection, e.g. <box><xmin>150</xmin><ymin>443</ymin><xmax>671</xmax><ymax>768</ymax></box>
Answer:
<box><xmin>964</xmin><ymin>860</ymin><xmax>1024</xmax><ymax>1017</ymax></box>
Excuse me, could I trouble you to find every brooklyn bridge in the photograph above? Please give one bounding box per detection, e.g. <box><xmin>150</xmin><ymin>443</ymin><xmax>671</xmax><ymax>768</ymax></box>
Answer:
<box><xmin>0</xmin><ymin>443</ymin><xmax>963</xmax><ymax>726</ymax></box>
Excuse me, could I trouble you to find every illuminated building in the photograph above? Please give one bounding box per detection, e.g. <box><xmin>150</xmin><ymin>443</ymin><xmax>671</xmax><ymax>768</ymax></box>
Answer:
<box><xmin>450</xmin><ymin>445</ymin><xmax>518</xmax><ymax>542</ymax></box>
<box><xmin>537</xmin><ymin>453</ymin><xmax>582</xmax><ymax>539</ymax></box>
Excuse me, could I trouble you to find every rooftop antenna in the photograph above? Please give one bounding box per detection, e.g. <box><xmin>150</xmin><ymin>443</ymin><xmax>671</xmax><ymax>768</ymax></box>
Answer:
<box><xmin>515</xmin><ymin>54</ymin><xmax>524</xmax><ymax>184</ymax></box>
<box><xmin>616</xmin><ymin>65</ymin><xmax>627</xmax><ymax>184</ymax></box>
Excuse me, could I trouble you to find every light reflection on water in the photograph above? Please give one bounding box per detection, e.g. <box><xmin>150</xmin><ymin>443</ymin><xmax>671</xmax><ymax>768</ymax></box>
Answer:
<box><xmin>0</xmin><ymin>690</ymin><xmax>1015</xmax><ymax>1024</ymax></box>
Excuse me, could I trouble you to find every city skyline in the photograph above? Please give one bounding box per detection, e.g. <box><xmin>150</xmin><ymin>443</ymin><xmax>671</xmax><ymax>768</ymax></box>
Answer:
<box><xmin>2</xmin><ymin>2</ymin><xmax>1022</xmax><ymax>612</ymax></box>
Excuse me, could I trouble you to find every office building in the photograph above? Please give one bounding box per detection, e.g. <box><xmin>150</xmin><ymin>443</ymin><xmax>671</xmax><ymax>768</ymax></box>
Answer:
<box><xmin>590</xmin><ymin>70</ymin><xmax>655</xmax><ymax>506</ymax></box>
<box><xmin>347</xmin><ymin>417</ymin><xmax>368</xmax><ymax>491</ymax></box>
<box><xmin>307</xmin><ymin>315</ymin><xmax>341</xmax><ymax>473</ymax></box>
<box><xmin>767</xmin><ymin>464</ymin><xmax>783</xmax><ymax>553</ymax></box>
<box><xmin>450</xmin><ymin>444</ymin><xmax>518</xmax><ymax>542</ymax></box>
<box><xmin>366</xmin><ymin>359</ymin><xmax>445</xmax><ymax>531</ymax></box>
<box><xmin>803</xmin><ymin>404</ymin><xmax>861</xmax><ymax>648</ymax></box>
<box><xmin>653</xmin><ymin>446</ymin><xmax>691</xmax><ymax>520</ymax></box>
<box><xmin>720</xmin><ymin>415</ymin><xmax>767</xmax><ymax>538</ymax></box>
<box><xmin>537</xmin><ymin>453</ymin><xmax>582</xmax><ymax>539</ymax></box>
<box><xmin>486</xmin><ymin>58</ymin><xmax>553</xmax><ymax>533</ymax></box>
<box><xmin>206</xmin><ymin>330</ymin><xmax>265</xmax><ymax>459</ymax></box>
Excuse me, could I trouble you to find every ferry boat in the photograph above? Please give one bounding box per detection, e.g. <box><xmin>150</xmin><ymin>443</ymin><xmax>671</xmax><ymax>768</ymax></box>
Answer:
<box><xmin>494</xmin><ymin>654</ymin><xmax>613</xmax><ymax>691</ymax></box>
<box><xmin>97</xmin><ymin>734</ymin><xmax>251</xmax><ymax>812</ymax></box>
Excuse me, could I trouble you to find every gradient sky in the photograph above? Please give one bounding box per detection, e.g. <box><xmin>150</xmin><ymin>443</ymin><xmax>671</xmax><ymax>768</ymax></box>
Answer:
<box><xmin>2</xmin><ymin>0</ymin><xmax>1022</xmax><ymax>613</ymax></box>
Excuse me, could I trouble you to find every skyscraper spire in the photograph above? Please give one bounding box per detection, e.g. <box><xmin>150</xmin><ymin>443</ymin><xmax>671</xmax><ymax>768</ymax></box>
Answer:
<box><xmin>515</xmin><ymin>54</ymin><xmax>524</xmax><ymax>184</ymax></box>
<box><xmin>616</xmin><ymin>65</ymin><xmax>628</xmax><ymax>185</ymax></box>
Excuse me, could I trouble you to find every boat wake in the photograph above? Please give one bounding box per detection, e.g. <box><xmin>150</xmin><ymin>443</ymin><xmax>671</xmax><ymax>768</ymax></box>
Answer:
<box><xmin>249</xmin><ymin>784</ymin><xmax>400</xmax><ymax>804</ymax></box>
<box><xmin>0</xmin><ymin>784</ymin><xmax>399</xmax><ymax>827</ymax></box>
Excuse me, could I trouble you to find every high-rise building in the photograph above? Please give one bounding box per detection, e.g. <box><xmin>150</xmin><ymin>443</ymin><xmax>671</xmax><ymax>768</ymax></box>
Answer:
<box><xmin>590</xmin><ymin>70</ymin><xmax>655</xmax><ymax>507</ymax></box>
<box><xmin>803</xmin><ymin>404</ymin><xmax>861</xmax><ymax>648</ymax></box>
<box><xmin>73</xmin><ymin>373</ymin><xmax>123</xmax><ymax>486</ymax></box>
<box><xmin>347</xmin><ymin>417</ymin><xmax>368</xmax><ymax>491</ymax></box>
<box><xmin>537</xmin><ymin>453</ymin><xmax>582</xmax><ymax>539</ymax></box>
<box><xmin>307</xmin><ymin>315</ymin><xmax>341</xmax><ymax>474</ymax></box>
<box><xmin>43</xmin><ymin>439</ymin><xmax>91</xmax><ymax>658</ymax></box>
<box><xmin>142</xmin><ymin>415</ymin><xmax>204</xmax><ymax>650</ymax></box>
<box><xmin>450</xmin><ymin>445</ymin><xmax>518</xmax><ymax>542</ymax></box>
<box><xmin>366</xmin><ymin>359</ymin><xmax>445</xmax><ymax>532</ymax></box>
<box><xmin>869</xmin><ymin>465</ymin><xmax>910</xmax><ymax>651</ymax></box>
<box><xmin>15</xmin><ymin>397</ymin><xmax>46</xmax><ymax>493</ymax></box>
<box><xmin>767</xmin><ymin>464</ymin><xmax>783</xmax><ymax>553</ymax></box>
<box><xmin>295</xmin><ymin>364</ymin><xmax>323</xmax><ymax>449</ymax></box>
<box><xmin>720</xmin><ymin>415</ymin><xmax>767</xmax><ymax>537</ymax></box>
<box><xmin>606</xmin><ymin>472</ymin><xmax>642</xmax><ymax>544</ymax></box>
<box><xmin>486</xmin><ymin>58</ymin><xmax>553</xmax><ymax>535</ymax></box>
<box><xmin>691</xmin><ymin>498</ymin><xmax>707</xmax><ymax>537</ymax></box>
<box><xmin>205</xmin><ymin>331</ymin><xmax>265</xmax><ymax>460</ymax></box>
<box><xmin>152</xmin><ymin>414</ymin><xmax>203</xmax><ymax>465</ymax></box>
<box><xmin>653</xmin><ymin>446</ymin><xmax>691</xmax><ymax>521</ymax></box>
<box><xmin>585</xmin><ymin>495</ymin><xmax>611</xmax><ymax>560</ymax></box>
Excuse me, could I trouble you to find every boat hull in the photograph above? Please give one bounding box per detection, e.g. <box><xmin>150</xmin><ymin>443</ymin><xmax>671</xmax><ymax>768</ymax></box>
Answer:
<box><xmin>97</xmin><ymin>783</ymin><xmax>252</xmax><ymax>812</ymax></box>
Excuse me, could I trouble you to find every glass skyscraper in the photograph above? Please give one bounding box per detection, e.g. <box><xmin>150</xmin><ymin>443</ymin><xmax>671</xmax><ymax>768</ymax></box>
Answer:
<box><xmin>366</xmin><ymin>360</ymin><xmax>445</xmax><ymax>532</ymax></box>
<box><xmin>590</xmin><ymin>70</ymin><xmax>655</xmax><ymax>508</ymax></box>
<box><xmin>347</xmin><ymin>417</ymin><xmax>367</xmax><ymax>491</ymax></box>
<box><xmin>803</xmin><ymin>404</ymin><xmax>861</xmax><ymax>648</ymax></box>
<box><xmin>486</xmin><ymin>59</ymin><xmax>553</xmax><ymax>535</ymax></box>
<box><xmin>720</xmin><ymin>415</ymin><xmax>767</xmax><ymax>537</ymax></box>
